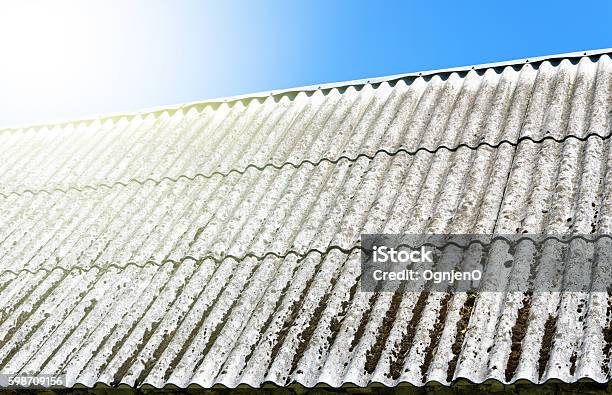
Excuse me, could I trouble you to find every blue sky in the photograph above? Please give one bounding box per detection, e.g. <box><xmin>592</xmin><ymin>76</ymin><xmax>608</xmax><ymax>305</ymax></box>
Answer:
<box><xmin>0</xmin><ymin>0</ymin><xmax>611</xmax><ymax>127</ymax></box>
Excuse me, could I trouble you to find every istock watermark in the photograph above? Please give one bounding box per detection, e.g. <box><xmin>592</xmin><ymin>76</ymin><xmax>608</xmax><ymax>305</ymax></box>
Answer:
<box><xmin>360</xmin><ymin>234</ymin><xmax>612</xmax><ymax>293</ymax></box>
<box><xmin>372</xmin><ymin>245</ymin><xmax>434</xmax><ymax>263</ymax></box>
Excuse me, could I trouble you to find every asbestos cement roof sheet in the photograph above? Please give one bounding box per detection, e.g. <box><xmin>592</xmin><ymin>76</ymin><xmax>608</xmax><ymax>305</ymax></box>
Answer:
<box><xmin>0</xmin><ymin>49</ymin><xmax>611</xmax><ymax>388</ymax></box>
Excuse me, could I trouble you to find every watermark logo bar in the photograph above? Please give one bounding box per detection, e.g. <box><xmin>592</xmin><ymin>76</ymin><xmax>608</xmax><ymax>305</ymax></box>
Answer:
<box><xmin>360</xmin><ymin>234</ymin><xmax>612</xmax><ymax>293</ymax></box>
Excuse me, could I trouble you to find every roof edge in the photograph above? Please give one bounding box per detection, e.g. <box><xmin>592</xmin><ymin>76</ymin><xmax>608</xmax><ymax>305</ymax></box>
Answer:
<box><xmin>3</xmin><ymin>47</ymin><xmax>611</xmax><ymax>132</ymax></box>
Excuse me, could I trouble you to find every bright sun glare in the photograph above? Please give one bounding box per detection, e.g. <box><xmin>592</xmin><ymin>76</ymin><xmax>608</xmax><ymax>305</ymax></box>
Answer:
<box><xmin>0</xmin><ymin>1</ymin><xmax>129</xmax><ymax>126</ymax></box>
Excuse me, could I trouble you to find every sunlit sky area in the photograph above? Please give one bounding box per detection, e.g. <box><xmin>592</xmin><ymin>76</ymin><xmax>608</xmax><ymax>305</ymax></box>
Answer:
<box><xmin>1</xmin><ymin>0</ymin><xmax>611</xmax><ymax>127</ymax></box>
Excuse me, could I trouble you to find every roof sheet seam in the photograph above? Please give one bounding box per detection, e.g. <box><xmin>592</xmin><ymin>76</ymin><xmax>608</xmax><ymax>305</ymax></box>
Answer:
<box><xmin>0</xmin><ymin>245</ymin><xmax>363</xmax><ymax>276</ymax></box>
<box><xmin>2</xmin><ymin>129</ymin><xmax>610</xmax><ymax>199</ymax></box>
<box><xmin>490</xmin><ymin>68</ymin><xmax>537</xmax><ymax>234</ymax></box>
<box><xmin>5</xmin><ymin>234</ymin><xmax>611</xmax><ymax>277</ymax></box>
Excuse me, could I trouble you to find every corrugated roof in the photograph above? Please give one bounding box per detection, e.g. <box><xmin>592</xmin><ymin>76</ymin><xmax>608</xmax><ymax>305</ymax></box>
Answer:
<box><xmin>0</xmin><ymin>49</ymin><xmax>611</xmax><ymax>388</ymax></box>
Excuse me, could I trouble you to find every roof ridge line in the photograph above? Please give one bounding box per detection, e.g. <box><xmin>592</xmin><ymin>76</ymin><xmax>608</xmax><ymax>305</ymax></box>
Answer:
<box><xmin>1</xmin><ymin>48</ymin><xmax>610</xmax><ymax>132</ymax></box>
<box><xmin>2</xmin><ymin>129</ymin><xmax>611</xmax><ymax>199</ymax></box>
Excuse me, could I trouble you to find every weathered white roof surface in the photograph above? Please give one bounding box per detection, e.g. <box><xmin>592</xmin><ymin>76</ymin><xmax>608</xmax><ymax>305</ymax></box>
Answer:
<box><xmin>0</xmin><ymin>49</ymin><xmax>611</xmax><ymax>388</ymax></box>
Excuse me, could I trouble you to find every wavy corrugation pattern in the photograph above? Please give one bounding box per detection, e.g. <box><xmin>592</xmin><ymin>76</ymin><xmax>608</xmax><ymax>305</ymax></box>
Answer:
<box><xmin>0</xmin><ymin>52</ymin><xmax>611</xmax><ymax>388</ymax></box>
